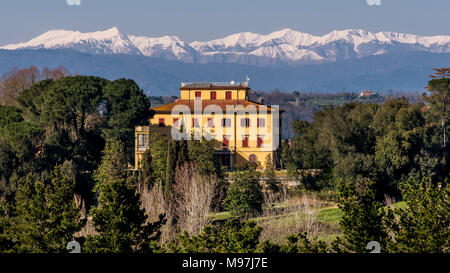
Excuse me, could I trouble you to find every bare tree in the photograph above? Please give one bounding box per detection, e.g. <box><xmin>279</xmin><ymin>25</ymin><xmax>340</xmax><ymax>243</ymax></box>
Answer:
<box><xmin>0</xmin><ymin>65</ymin><xmax>70</xmax><ymax>106</ymax></box>
<box><xmin>171</xmin><ymin>162</ymin><xmax>219</xmax><ymax>236</ymax></box>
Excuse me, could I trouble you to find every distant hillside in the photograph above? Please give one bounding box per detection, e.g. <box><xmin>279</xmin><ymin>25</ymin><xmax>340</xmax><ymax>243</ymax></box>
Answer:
<box><xmin>0</xmin><ymin>49</ymin><xmax>449</xmax><ymax>96</ymax></box>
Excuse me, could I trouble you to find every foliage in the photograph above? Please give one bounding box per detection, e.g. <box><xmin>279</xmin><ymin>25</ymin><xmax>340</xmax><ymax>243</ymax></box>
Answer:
<box><xmin>147</xmin><ymin>133</ymin><xmax>168</xmax><ymax>185</ymax></box>
<box><xmin>94</xmin><ymin>140</ymin><xmax>128</xmax><ymax>184</ymax></box>
<box><xmin>175</xmin><ymin>219</ymin><xmax>262</xmax><ymax>253</ymax></box>
<box><xmin>164</xmin><ymin>139</ymin><xmax>177</xmax><ymax>198</ymax></box>
<box><xmin>278</xmin><ymin>233</ymin><xmax>329</xmax><ymax>253</ymax></box>
<box><xmin>84</xmin><ymin>178</ymin><xmax>165</xmax><ymax>253</ymax></box>
<box><xmin>9</xmin><ymin>165</ymin><xmax>84</xmax><ymax>252</ymax></box>
<box><xmin>383</xmin><ymin>176</ymin><xmax>449</xmax><ymax>253</ymax></box>
<box><xmin>336</xmin><ymin>177</ymin><xmax>387</xmax><ymax>253</ymax></box>
<box><xmin>138</xmin><ymin>149</ymin><xmax>154</xmax><ymax>188</ymax></box>
<box><xmin>425</xmin><ymin>78</ymin><xmax>449</xmax><ymax>147</ymax></box>
<box><xmin>225</xmin><ymin>167</ymin><xmax>263</xmax><ymax>217</ymax></box>
<box><xmin>187</xmin><ymin>138</ymin><xmax>222</xmax><ymax>177</ymax></box>
<box><xmin>102</xmin><ymin>78</ymin><xmax>150</xmax><ymax>163</ymax></box>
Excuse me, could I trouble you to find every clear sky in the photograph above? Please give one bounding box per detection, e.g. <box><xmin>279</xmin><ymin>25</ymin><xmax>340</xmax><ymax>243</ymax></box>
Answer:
<box><xmin>1</xmin><ymin>0</ymin><xmax>449</xmax><ymax>46</ymax></box>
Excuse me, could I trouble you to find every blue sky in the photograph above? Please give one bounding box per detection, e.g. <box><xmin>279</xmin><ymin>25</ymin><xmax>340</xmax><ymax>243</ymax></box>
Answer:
<box><xmin>1</xmin><ymin>0</ymin><xmax>449</xmax><ymax>46</ymax></box>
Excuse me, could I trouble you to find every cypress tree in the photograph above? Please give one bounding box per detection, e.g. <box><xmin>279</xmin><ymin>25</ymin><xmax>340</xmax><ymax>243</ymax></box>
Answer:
<box><xmin>176</xmin><ymin>139</ymin><xmax>189</xmax><ymax>167</ymax></box>
<box><xmin>164</xmin><ymin>139</ymin><xmax>177</xmax><ymax>198</ymax></box>
<box><xmin>139</xmin><ymin>149</ymin><xmax>154</xmax><ymax>188</ymax></box>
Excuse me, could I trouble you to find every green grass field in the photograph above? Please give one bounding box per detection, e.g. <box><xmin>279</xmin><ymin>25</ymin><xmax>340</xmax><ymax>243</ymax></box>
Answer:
<box><xmin>209</xmin><ymin>199</ymin><xmax>407</xmax><ymax>244</ymax></box>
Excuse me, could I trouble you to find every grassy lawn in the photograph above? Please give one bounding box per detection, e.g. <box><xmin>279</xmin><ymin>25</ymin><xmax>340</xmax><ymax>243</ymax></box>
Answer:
<box><xmin>209</xmin><ymin>211</ymin><xmax>233</xmax><ymax>222</ymax></box>
<box><xmin>317</xmin><ymin>207</ymin><xmax>342</xmax><ymax>223</ymax></box>
<box><xmin>208</xmin><ymin>199</ymin><xmax>406</xmax><ymax>244</ymax></box>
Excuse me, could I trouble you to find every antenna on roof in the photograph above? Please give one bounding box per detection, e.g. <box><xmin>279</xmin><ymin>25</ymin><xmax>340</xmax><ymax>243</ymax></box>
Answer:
<box><xmin>245</xmin><ymin>76</ymin><xmax>250</xmax><ymax>87</ymax></box>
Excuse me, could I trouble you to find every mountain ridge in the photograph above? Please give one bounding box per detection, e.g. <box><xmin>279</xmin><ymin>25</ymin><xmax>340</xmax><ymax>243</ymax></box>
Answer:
<box><xmin>2</xmin><ymin>27</ymin><xmax>450</xmax><ymax>66</ymax></box>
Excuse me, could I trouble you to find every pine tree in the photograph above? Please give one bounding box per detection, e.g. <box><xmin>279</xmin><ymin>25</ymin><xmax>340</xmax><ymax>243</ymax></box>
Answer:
<box><xmin>84</xmin><ymin>178</ymin><xmax>165</xmax><ymax>253</ymax></box>
<box><xmin>10</xmin><ymin>165</ymin><xmax>84</xmax><ymax>252</ymax></box>
<box><xmin>336</xmin><ymin>177</ymin><xmax>387</xmax><ymax>253</ymax></box>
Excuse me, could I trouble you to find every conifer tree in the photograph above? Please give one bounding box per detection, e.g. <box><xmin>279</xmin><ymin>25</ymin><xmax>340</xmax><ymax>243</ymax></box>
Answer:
<box><xmin>164</xmin><ymin>139</ymin><xmax>177</xmax><ymax>198</ymax></box>
<box><xmin>336</xmin><ymin>177</ymin><xmax>387</xmax><ymax>252</ymax></box>
<box><xmin>84</xmin><ymin>178</ymin><xmax>165</xmax><ymax>253</ymax></box>
<box><xmin>383</xmin><ymin>177</ymin><xmax>449</xmax><ymax>252</ymax></box>
<box><xmin>176</xmin><ymin>139</ymin><xmax>189</xmax><ymax>167</ymax></box>
<box><xmin>138</xmin><ymin>149</ymin><xmax>154</xmax><ymax>188</ymax></box>
<box><xmin>10</xmin><ymin>165</ymin><xmax>84</xmax><ymax>252</ymax></box>
<box><xmin>225</xmin><ymin>166</ymin><xmax>263</xmax><ymax>217</ymax></box>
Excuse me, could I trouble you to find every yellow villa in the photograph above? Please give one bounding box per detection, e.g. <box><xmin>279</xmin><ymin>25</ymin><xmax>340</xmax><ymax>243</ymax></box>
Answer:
<box><xmin>134</xmin><ymin>81</ymin><xmax>282</xmax><ymax>169</ymax></box>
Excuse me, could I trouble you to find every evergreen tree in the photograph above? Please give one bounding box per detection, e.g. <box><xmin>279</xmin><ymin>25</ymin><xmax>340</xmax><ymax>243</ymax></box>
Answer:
<box><xmin>176</xmin><ymin>139</ymin><xmax>189</xmax><ymax>167</ymax></box>
<box><xmin>148</xmin><ymin>133</ymin><xmax>169</xmax><ymax>185</ymax></box>
<box><xmin>383</xmin><ymin>176</ymin><xmax>449</xmax><ymax>252</ymax></box>
<box><xmin>164</xmin><ymin>139</ymin><xmax>177</xmax><ymax>198</ymax></box>
<box><xmin>138</xmin><ymin>149</ymin><xmax>154</xmax><ymax>188</ymax></box>
<box><xmin>425</xmin><ymin>77</ymin><xmax>450</xmax><ymax>148</ymax></box>
<box><xmin>84</xmin><ymin>178</ymin><xmax>165</xmax><ymax>253</ymax></box>
<box><xmin>10</xmin><ymin>165</ymin><xmax>84</xmax><ymax>252</ymax></box>
<box><xmin>281</xmin><ymin>139</ymin><xmax>299</xmax><ymax>178</ymax></box>
<box><xmin>94</xmin><ymin>140</ymin><xmax>128</xmax><ymax>184</ymax></box>
<box><xmin>225</xmin><ymin>167</ymin><xmax>263</xmax><ymax>217</ymax></box>
<box><xmin>0</xmin><ymin>198</ymin><xmax>14</xmax><ymax>252</ymax></box>
<box><xmin>176</xmin><ymin>219</ymin><xmax>262</xmax><ymax>253</ymax></box>
<box><xmin>336</xmin><ymin>177</ymin><xmax>387</xmax><ymax>253</ymax></box>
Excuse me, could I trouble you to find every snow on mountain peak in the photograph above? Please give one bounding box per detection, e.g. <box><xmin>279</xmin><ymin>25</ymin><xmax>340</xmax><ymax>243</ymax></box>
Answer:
<box><xmin>1</xmin><ymin>27</ymin><xmax>449</xmax><ymax>65</ymax></box>
<box><xmin>1</xmin><ymin>27</ymin><xmax>141</xmax><ymax>55</ymax></box>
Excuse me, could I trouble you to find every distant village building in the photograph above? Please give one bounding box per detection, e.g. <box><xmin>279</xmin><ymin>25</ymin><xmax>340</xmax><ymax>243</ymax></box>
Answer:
<box><xmin>359</xmin><ymin>90</ymin><xmax>374</xmax><ymax>97</ymax></box>
<box><xmin>134</xmin><ymin>82</ymin><xmax>283</xmax><ymax>169</ymax></box>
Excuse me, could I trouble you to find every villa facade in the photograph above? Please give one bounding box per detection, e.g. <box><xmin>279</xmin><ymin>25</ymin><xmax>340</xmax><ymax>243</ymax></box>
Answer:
<box><xmin>134</xmin><ymin>82</ymin><xmax>282</xmax><ymax>169</ymax></box>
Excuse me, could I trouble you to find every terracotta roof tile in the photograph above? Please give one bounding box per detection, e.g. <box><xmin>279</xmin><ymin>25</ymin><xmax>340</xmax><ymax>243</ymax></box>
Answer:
<box><xmin>151</xmin><ymin>100</ymin><xmax>281</xmax><ymax>113</ymax></box>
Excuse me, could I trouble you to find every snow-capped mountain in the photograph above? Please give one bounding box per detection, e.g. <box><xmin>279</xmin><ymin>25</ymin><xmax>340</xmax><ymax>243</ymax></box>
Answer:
<box><xmin>2</xmin><ymin>27</ymin><xmax>450</xmax><ymax>66</ymax></box>
<box><xmin>128</xmin><ymin>35</ymin><xmax>197</xmax><ymax>63</ymax></box>
<box><xmin>1</xmin><ymin>27</ymin><xmax>142</xmax><ymax>56</ymax></box>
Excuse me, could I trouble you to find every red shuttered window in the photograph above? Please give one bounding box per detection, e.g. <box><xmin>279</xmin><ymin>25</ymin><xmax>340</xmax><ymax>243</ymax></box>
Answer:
<box><xmin>223</xmin><ymin>136</ymin><xmax>229</xmax><ymax>148</ymax></box>
<box><xmin>257</xmin><ymin>118</ymin><xmax>265</xmax><ymax>127</ymax></box>
<box><xmin>242</xmin><ymin>136</ymin><xmax>249</xmax><ymax>147</ymax></box>
<box><xmin>257</xmin><ymin>136</ymin><xmax>263</xmax><ymax>148</ymax></box>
